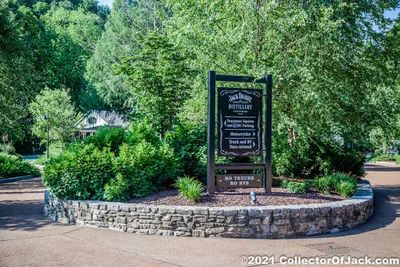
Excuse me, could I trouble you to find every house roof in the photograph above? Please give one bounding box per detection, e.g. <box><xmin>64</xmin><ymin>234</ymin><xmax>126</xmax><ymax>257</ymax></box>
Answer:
<box><xmin>78</xmin><ymin>110</ymin><xmax>128</xmax><ymax>131</ymax></box>
<box><xmin>96</xmin><ymin>111</ymin><xmax>126</xmax><ymax>127</ymax></box>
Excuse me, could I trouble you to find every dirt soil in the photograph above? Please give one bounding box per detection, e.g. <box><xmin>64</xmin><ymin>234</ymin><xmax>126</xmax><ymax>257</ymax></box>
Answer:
<box><xmin>126</xmin><ymin>187</ymin><xmax>346</xmax><ymax>207</ymax></box>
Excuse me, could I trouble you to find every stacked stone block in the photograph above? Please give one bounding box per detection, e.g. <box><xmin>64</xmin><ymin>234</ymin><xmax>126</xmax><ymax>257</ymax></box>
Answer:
<box><xmin>43</xmin><ymin>180</ymin><xmax>373</xmax><ymax>238</ymax></box>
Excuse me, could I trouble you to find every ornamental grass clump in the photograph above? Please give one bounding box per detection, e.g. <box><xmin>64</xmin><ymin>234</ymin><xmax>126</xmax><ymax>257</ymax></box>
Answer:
<box><xmin>314</xmin><ymin>173</ymin><xmax>358</xmax><ymax>197</ymax></box>
<box><xmin>287</xmin><ymin>181</ymin><xmax>307</xmax><ymax>194</ymax></box>
<box><xmin>174</xmin><ymin>176</ymin><xmax>205</xmax><ymax>202</ymax></box>
<box><xmin>337</xmin><ymin>180</ymin><xmax>357</xmax><ymax>198</ymax></box>
<box><xmin>315</xmin><ymin>177</ymin><xmax>333</xmax><ymax>194</ymax></box>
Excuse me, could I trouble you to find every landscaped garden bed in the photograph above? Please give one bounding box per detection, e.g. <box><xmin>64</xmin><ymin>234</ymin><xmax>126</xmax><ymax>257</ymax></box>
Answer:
<box><xmin>126</xmin><ymin>187</ymin><xmax>345</xmax><ymax>207</ymax></box>
<box><xmin>41</xmin><ymin>126</ymin><xmax>373</xmax><ymax>238</ymax></box>
<box><xmin>43</xmin><ymin>180</ymin><xmax>373</xmax><ymax>239</ymax></box>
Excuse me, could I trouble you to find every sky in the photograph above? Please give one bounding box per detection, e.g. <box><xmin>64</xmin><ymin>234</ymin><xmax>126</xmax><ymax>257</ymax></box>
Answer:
<box><xmin>385</xmin><ymin>9</ymin><xmax>400</xmax><ymax>19</ymax></box>
<box><xmin>98</xmin><ymin>0</ymin><xmax>113</xmax><ymax>7</ymax></box>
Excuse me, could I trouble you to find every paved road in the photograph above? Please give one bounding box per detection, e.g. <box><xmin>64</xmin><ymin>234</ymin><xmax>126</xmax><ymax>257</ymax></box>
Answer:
<box><xmin>0</xmin><ymin>163</ymin><xmax>399</xmax><ymax>267</ymax></box>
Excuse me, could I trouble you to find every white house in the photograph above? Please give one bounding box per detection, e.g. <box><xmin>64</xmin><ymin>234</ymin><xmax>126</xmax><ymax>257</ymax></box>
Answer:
<box><xmin>77</xmin><ymin>111</ymin><xmax>128</xmax><ymax>138</ymax></box>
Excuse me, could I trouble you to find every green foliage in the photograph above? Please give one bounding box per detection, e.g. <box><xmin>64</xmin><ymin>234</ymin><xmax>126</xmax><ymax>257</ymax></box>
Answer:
<box><xmin>314</xmin><ymin>173</ymin><xmax>358</xmax><ymax>197</ymax></box>
<box><xmin>114</xmin><ymin>31</ymin><xmax>193</xmax><ymax>138</ymax></box>
<box><xmin>395</xmin><ymin>154</ymin><xmax>400</xmax><ymax>165</ymax></box>
<box><xmin>84</xmin><ymin>127</ymin><xmax>127</xmax><ymax>153</ymax></box>
<box><xmin>304</xmin><ymin>180</ymin><xmax>315</xmax><ymax>192</ymax></box>
<box><xmin>35</xmin><ymin>142</ymin><xmax>64</xmax><ymax>165</ymax></box>
<box><xmin>280</xmin><ymin>180</ymin><xmax>289</xmax><ymax>189</ymax></box>
<box><xmin>103</xmin><ymin>173</ymin><xmax>131</xmax><ymax>202</ymax></box>
<box><xmin>287</xmin><ymin>181</ymin><xmax>307</xmax><ymax>194</ymax></box>
<box><xmin>165</xmin><ymin>123</ymin><xmax>207</xmax><ymax>181</ymax></box>
<box><xmin>29</xmin><ymin>88</ymin><xmax>81</xmax><ymax>152</ymax></box>
<box><xmin>368</xmin><ymin>153</ymin><xmax>399</xmax><ymax>163</ymax></box>
<box><xmin>1</xmin><ymin>0</ymin><xmax>106</xmax><ymax>146</ymax></box>
<box><xmin>85</xmin><ymin>0</ymin><xmax>166</xmax><ymax>114</ymax></box>
<box><xmin>272</xmin><ymin>133</ymin><xmax>366</xmax><ymax>178</ymax></box>
<box><xmin>126</xmin><ymin>120</ymin><xmax>160</xmax><ymax>146</ymax></box>
<box><xmin>315</xmin><ymin>177</ymin><xmax>333</xmax><ymax>195</ymax></box>
<box><xmin>106</xmin><ymin>141</ymin><xmax>181</xmax><ymax>201</ymax></box>
<box><xmin>174</xmin><ymin>176</ymin><xmax>205</xmax><ymax>202</ymax></box>
<box><xmin>0</xmin><ymin>144</ymin><xmax>16</xmax><ymax>155</ymax></box>
<box><xmin>42</xmin><ymin>145</ymin><xmax>114</xmax><ymax>200</ymax></box>
<box><xmin>0</xmin><ymin>153</ymin><xmax>40</xmax><ymax>178</ymax></box>
<box><xmin>337</xmin><ymin>181</ymin><xmax>357</xmax><ymax>198</ymax></box>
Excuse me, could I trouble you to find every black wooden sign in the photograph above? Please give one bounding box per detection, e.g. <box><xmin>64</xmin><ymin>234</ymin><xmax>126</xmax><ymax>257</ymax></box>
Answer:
<box><xmin>218</xmin><ymin>88</ymin><xmax>262</xmax><ymax>157</ymax></box>
<box><xmin>216</xmin><ymin>174</ymin><xmax>262</xmax><ymax>188</ymax></box>
<box><xmin>207</xmin><ymin>71</ymin><xmax>273</xmax><ymax>194</ymax></box>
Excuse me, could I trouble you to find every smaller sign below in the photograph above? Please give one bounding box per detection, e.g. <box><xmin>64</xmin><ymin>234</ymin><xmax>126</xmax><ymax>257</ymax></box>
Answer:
<box><xmin>216</xmin><ymin>174</ymin><xmax>262</xmax><ymax>188</ymax></box>
<box><xmin>2</xmin><ymin>134</ymin><xmax>8</xmax><ymax>142</ymax></box>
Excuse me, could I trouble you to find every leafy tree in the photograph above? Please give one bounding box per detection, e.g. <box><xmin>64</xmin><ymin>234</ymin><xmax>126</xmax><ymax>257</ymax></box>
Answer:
<box><xmin>165</xmin><ymin>0</ymin><xmax>400</xmax><ymax>176</ymax></box>
<box><xmin>85</xmin><ymin>0</ymin><xmax>168</xmax><ymax>115</ymax></box>
<box><xmin>115</xmin><ymin>31</ymin><xmax>193</xmax><ymax>138</ymax></box>
<box><xmin>0</xmin><ymin>0</ymin><xmax>107</xmax><ymax>148</ymax></box>
<box><xmin>29</xmin><ymin>88</ymin><xmax>81</xmax><ymax>154</ymax></box>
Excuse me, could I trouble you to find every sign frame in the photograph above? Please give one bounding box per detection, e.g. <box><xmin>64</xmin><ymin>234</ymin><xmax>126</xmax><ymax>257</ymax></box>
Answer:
<box><xmin>207</xmin><ymin>71</ymin><xmax>273</xmax><ymax>194</ymax></box>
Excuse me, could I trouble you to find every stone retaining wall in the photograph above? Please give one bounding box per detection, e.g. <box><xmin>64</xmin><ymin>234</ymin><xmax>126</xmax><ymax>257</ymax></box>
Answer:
<box><xmin>43</xmin><ymin>180</ymin><xmax>373</xmax><ymax>238</ymax></box>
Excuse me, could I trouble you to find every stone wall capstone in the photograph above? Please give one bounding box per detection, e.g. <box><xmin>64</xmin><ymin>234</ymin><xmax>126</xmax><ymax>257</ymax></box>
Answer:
<box><xmin>43</xmin><ymin>180</ymin><xmax>373</xmax><ymax>238</ymax></box>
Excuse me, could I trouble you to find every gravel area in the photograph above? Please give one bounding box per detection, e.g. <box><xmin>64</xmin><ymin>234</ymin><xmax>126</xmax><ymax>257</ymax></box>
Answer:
<box><xmin>126</xmin><ymin>187</ymin><xmax>346</xmax><ymax>207</ymax></box>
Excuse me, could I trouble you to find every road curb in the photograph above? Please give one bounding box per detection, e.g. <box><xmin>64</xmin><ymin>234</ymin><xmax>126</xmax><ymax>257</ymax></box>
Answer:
<box><xmin>0</xmin><ymin>175</ymin><xmax>39</xmax><ymax>184</ymax></box>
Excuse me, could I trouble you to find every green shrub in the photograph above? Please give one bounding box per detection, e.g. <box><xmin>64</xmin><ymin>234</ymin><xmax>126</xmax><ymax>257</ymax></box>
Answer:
<box><xmin>328</xmin><ymin>172</ymin><xmax>356</xmax><ymax>189</ymax></box>
<box><xmin>304</xmin><ymin>180</ymin><xmax>315</xmax><ymax>191</ymax></box>
<box><xmin>315</xmin><ymin>177</ymin><xmax>333</xmax><ymax>194</ymax></box>
<box><xmin>103</xmin><ymin>173</ymin><xmax>131</xmax><ymax>202</ymax></box>
<box><xmin>328</xmin><ymin>172</ymin><xmax>357</xmax><ymax>197</ymax></box>
<box><xmin>174</xmin><ymin>176</ymin><xmax>205</xmax><ymax>202</ymax></box>
<box><xmin>0</xmin><ymin>152</ymin><xmax>40</xmax><ymax>178</ymax></box>
<box><xmin>126</xmin><ymin>120</ymin><xmax>160</xmax><ymax>146</ymax></box>
<box><xmin>0</xmin><ymin>144</ymin><xmax>16</xmax><ymax>154</ymax></box>
<box><xmin>337</xmin><ymin>180</ymin><xmax>357</xmax><ymax>198</ymax></box>
<box><xmin>287</xmin><ymin>181</ymin><xmax>307</xmax><ymax>194</ymax></box>
<box><xmin>35</xmin><ymin>142</ymin><xmax>64</xmax><ymax>165</ymax></box>
<box><xmin>166</xmin><ymin>124</ymin><xmax>207</xmax><ymax>181</ymax></box>
<box><xmin>42</xmin><ymin>145</ymin><xmax>114</xmax><ymax>200</ymax></box>
<box><xmin>272</xmin><ymin>132</ymin><xmax>365</xmax><ymax>178</ymax></box>
<box><xmin>104</xmin><ymin>141</ymin><xmax>181</xmax><ymax>201</ymax></box>
<box><xmin>314</xmin><ymin>173</ymin><xmax>357</xmax><ymax>197</ymax></box>
<box><xmin>395</xmin><ymin>154</ymin><xmax>400</xmax><ymax>165</ymax></box>
<box><xmin>83</xmin><ymin>127</ymin><xmax>127</xmax><ymax>153</ymax></box>
<box><xmin>280</xmin><ymin>179</ymin><xmax>289</xmax><ymax>189</ymax></box>
<box><xmin>369</xmin><ymin>153</ymin><xmax>397</xmax><ymax>163</ymax></box>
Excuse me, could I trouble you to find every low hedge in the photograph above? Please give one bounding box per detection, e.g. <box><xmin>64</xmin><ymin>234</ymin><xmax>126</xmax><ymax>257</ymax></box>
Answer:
<box><xmin>43</xmin><ymin>141</ymin><xmax>181</xmax><ymax>201</ymax></box>
<box><xmin>0</xmin><ymin>152</ymin><xmax>40</xmax><ymax>178</ymax></box>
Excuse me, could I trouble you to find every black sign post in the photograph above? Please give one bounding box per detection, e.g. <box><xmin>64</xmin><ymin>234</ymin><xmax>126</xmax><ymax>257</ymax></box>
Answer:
<box><xmin>207</xmin><ymin>71</ymin><xmax>272</xmax><ymax>194</ymax></box>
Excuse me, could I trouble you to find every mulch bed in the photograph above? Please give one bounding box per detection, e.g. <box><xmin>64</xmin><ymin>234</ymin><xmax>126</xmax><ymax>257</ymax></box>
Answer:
<box><xmin>126</xmin><ymin>187</ymin><xmax>346</xmax><ymax>207</ymax></box>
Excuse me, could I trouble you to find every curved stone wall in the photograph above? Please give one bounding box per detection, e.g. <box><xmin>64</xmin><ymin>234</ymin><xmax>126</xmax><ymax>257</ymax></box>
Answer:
<box><xmin>43</xmin><ymin>180</ymin><xmax>373</xmax><ymax>238</ymax></box>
